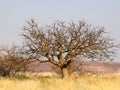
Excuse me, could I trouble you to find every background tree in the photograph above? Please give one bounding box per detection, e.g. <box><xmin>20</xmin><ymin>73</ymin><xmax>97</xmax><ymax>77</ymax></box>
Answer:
<box><xmin>0</xmin><ymin>44</ymin><xmax>29</xmax><ymax>77</ymax></box>
<box><xmin>21</xmin><ymin>19</ymin><xmax>119</xmax><ymax>78</ymax></box>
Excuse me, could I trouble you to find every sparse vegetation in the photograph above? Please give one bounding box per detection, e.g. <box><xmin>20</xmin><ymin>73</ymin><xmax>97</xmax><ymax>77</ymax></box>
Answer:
<box><xmin>0</xmin><ymin>72</ymin><xmax>120</xmax><ymax>90</ymax></box>
<box><xmin>0</xmin><ymin>19</ymin><xmax>119</xmax><ymax>90</ymax></box>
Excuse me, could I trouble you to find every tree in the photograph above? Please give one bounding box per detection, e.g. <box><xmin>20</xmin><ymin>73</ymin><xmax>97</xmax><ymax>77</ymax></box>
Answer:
<box><xmin>21</xmin><ymin>19</ymin><xmax>119</xmax><ymax>78</ymax></box>
<box><xmin>0</xmin><ymin>44</ymin><xmax>29</xmax><ymax>77</ymax></box>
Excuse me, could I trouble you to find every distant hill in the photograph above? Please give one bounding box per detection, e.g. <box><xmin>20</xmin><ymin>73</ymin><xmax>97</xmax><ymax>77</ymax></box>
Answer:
<box><xmin>26</xmin><ymin>60</ymin><xmax>120</xmax><ymax>74</ymax></box>
<box><xmin>73</xmin><ymin>60</ymin><xmax>120</xmax><ymax>74</ymax></box>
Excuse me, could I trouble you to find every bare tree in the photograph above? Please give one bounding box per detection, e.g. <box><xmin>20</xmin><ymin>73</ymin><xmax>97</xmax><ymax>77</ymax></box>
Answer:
<box><xmin>21</xmin><ymin>19</ymin><xmax>119</xmax><ymax>78</ymax></box>
<box><xmin>0</xmin><ymin>44</ymin><xmax>29</xmax><ymax>77</ymax></box>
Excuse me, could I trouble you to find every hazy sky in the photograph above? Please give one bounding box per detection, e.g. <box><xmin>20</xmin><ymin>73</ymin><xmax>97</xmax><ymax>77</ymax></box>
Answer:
<box><xmin>0</xmin><ymin>0</ymin><xmax>120</xmax><ymax>47</ymax></box>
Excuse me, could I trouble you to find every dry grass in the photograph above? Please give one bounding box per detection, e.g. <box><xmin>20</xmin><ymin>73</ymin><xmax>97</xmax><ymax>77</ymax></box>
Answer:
<box><xmin>0</xmin><ymin>72</ymin><xmax>120</xmax><ymax>90</ymax></box>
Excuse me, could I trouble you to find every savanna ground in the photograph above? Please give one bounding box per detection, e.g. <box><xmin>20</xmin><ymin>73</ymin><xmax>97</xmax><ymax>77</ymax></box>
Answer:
<box><xmin>0</xmin><ymin>72</ymin><xmax>120</xmax><ymax>90</ymax></box>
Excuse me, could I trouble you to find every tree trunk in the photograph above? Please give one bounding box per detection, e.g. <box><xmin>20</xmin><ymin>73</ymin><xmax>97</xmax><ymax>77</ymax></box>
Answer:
<box><xmin>61</xmin><ymin>67</ymin><xmax>69</xmax><ymax>78</ymax></box>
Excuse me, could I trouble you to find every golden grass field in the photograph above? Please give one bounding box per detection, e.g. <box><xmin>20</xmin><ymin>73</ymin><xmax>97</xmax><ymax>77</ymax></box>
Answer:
<box><xmin>0</xmin><ymin>72</ymin><xmax>120</xmax><ymax>90</ymax></box>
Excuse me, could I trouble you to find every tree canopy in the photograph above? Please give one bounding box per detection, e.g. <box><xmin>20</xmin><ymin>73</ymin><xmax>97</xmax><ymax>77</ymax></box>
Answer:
<box><xmin>21</xmin><ymin>19</ymin><xmax>119</xmax><ymax>77</ymax></box>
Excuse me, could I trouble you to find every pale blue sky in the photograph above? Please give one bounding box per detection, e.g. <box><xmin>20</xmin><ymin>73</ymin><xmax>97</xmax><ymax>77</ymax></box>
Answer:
<box><xmin>0</xmin><ymin>0</ymin><xmax>120</xmax><ymax>47</ymax></box>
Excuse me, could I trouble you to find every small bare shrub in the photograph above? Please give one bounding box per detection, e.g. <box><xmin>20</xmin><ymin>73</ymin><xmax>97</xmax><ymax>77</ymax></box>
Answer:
<box><xmin>0</xmin><ymin>45</ymin><xmax>29</xmax><ymax>77</ymax></box>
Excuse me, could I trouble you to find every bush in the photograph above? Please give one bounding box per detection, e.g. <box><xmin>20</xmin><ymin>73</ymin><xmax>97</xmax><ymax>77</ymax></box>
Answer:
<box><xmin>0</xmin><ymin>45</ymin><xmax>29</xmax><ymax>77</ymax></box>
